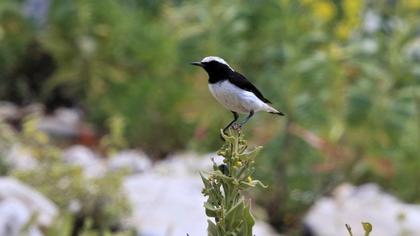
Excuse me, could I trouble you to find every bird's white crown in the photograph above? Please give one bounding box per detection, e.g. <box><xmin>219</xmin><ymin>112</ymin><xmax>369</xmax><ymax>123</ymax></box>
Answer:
<box><xmin>201</xmin><ymin>56</ymin><xmax>234</xmax><ymax>70</ymax></box>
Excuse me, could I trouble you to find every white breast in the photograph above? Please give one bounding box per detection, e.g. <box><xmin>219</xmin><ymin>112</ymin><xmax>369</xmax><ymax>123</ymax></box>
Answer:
<box><xmin>208</xmin><ymin>80</ymin><xmax>269</xmax><ymax>114</ymax></box>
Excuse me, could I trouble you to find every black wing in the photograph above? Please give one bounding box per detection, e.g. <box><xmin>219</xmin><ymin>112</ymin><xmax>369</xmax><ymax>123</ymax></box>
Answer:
<box><xmin>228</xmin><ymin>71</ymin><xmax>272</xmax><ymax>104</ymax></box>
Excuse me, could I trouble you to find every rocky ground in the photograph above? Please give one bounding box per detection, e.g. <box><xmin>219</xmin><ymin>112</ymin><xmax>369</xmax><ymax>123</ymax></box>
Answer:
<box><xmin>1</xmin><ymin>144</ymin><xmax>281</xmax><ymax>236</ymax></box>
<box><xmin>4</xmin><ymin>143</ymin><xmax>420</xmax><ymax>236</ymax></box>
<box><xmin>64</xmin><ymin>147</ymin><xmax>281</xmax><ymax>236</ymax></box>
<box><xmin>304</xmin><ymin>183</ymin><xmax>420</xmax><ymax>236</ymax></box>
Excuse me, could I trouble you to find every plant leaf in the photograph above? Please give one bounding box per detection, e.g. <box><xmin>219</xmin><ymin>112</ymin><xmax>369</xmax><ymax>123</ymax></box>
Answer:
<box><xmin>208</xmin><ymin>220</ymin><xmax>219</xmax><ymax>236</ymax></box>
<box><xmin>362</xmin><ymin>222</ymin><xmax>372</xmax><ymax>236</ymax></box>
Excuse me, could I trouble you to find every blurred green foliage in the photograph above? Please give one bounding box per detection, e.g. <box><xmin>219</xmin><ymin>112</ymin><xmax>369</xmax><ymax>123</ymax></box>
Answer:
<box><xmin>39</xmin><ymin>213</ymin><xmax>135</xmax><ymax>236</ymax></box>
<box><xmin>1</xmin><ymin>116</ymin><xmax>132</xmax><ymax>235</ymax></box>
<box><xmin>0</xmin><ymin>0</ymin><xmax>419</xmax><ymax>234</ymax></box>
<box><xmin>100</xmin><ymin>115</ymin><xmax>128</xmax><ymax>155</ymax></box>
<box><xmin>0</xmin><ymin>121</ymin><xmax>16</xmax><ymax>175</ymax></box>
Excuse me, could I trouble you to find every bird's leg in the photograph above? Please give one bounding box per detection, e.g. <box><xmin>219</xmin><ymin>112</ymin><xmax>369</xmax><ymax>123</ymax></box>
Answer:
<box><xmin>223</xmin><ymin>111</ymin><xmax>239</xmax><ymax>133</ymax></box>
<box><xmin>221</xmin><ymin>111</ymin><xmax>239</xmax><ymax>140</ymax></box>
<box><xmin>238</xmin><ymin>111</ymin><xmax>254</xmax><ymax>128</ymax></box>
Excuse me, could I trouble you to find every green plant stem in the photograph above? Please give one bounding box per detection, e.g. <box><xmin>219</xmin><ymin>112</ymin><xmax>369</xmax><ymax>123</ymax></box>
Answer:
<box><xmin>201</xmin><ymin>128</ymin><xmax>265</xmax><ymax>236</ymax></box>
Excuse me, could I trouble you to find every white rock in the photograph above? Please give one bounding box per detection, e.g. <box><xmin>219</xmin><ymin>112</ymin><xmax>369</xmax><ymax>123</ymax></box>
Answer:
<box><xmin>304</xmin><ymin>183</ymin><xmax>420</xmax><ymax>236</ymax></box>
<box><xmin>63</xmin><ymin>145</ymin><xmax>106</xmax><ymax>178</ymax></box>
<box><xmin>123</xmin><ymin>153</ymin><xmax>279</xmax><ymax>236</ymax></box>
<box><xmin>125</xmin><ymin>173</ymin><xmax>206</xmax><ymax>236</ymax></box>
<box><xmin>37</xmin><ymin>108</ymin><xmax>82</xmax><ymax>138</ymax></box>
<box><xmin>0</xmin><ymin>199</ymin><xmax>31</xmax><ymax>236</ymax></box>
<box><xmin>153</xmin><ymin>152</ymin><xmax>223</xmax><ymax>177</ymax></box>
<box><xmin>0</xmin><ymin>177</ymin><xmax>58</xmax><ymax>227</ymax></box>
<box><xmin>0</xmin><ymin>102</ymin><xmax>19</xmax><ymax>120</ymax></box>
<box><xmin>0</xmin><ymin>199</ymin><xmax>44</xmax><ymax>236</ymax></box>
<box><xmin>108</xmin><ymin>150</ymin><xmax>151</xmax><ymax>174</ymax></box>
<box><xmin>254</xmin><ymin>221</ymin><xmax>281</xmax><ymax>236</ymax></box>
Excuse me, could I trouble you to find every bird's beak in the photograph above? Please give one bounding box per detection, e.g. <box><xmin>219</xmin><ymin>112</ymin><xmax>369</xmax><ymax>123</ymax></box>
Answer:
<box><xmin>191</xmin><ymin>61</ymin><xmax>203</xmax><ymax>67</ymax></box>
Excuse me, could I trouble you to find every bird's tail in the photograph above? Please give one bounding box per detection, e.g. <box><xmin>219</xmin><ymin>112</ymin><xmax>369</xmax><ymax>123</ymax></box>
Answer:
<box><xmin>265</xmin><ymin>105</ymin><xmax>285</xmax><ymax>116</ymax></box>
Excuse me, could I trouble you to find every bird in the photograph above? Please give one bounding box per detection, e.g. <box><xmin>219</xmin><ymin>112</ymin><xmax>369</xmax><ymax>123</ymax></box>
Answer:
<box><xmin>191</xmin><ymin>56</ymin><xmax>284</xmax><ymax>134</ymax></box>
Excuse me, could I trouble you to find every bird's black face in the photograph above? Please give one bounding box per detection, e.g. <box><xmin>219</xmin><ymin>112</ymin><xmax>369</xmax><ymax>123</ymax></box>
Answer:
<box><xmin>191</xmin><ymin>60</ymin><xmax>232</xmax><ymax>78</ymax></box>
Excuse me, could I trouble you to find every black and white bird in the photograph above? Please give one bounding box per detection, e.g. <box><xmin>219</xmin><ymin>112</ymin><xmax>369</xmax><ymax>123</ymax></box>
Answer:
<box><xmin>191</xmin><ymin>56</ymin><xmax>284</xmax><ymax>133</ymax></box>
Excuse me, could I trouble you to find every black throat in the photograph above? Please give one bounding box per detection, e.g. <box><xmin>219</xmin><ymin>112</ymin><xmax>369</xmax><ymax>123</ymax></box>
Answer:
<box><xmin>203</xmin><ymin>62</ymin><xmax>233</xmax><ymax>84</ymax></box>
<box><xmin>207</xmin><ymin>70</ymin><xmax>231</xmax><ymax>84</ymax></box>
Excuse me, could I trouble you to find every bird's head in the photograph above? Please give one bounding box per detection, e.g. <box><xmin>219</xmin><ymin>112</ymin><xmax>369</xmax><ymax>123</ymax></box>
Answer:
<box><xmin>191</xmin><ymin>56</ymin><xmax>234</xmax><ymax>76</ymax></box>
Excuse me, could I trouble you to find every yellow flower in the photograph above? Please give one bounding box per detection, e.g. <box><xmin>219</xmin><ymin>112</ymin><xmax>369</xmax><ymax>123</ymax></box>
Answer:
<box><xmin>343</xmin><ymin>0</ymin><xmax>362</xmax><ymax>25</ymax></box>
<box><xmin>23</xmin><ymin>117</ymin><xmax>39</xmax><ymax>136</ymax></box>
<box><xmin>34</xmin><ymin>132</ymin><xmax>49</xmax><ymax>145</ymax></box>
<box><xmin>335</xmin><ymin>0</ymin><xmax>362</xmax><ymax>39</ymax></box>
<box><xmin>405</xmin><ymin>0</ymin><xmax>420</xmax><ymax>9</ymax></box>
<box><xmin>247</xmin><ymin>176</ymin><xmax>253</xmax><ymax>183</ymax></box>
<box><xmin>312</xmin><ymin>0</ymin><xmax>336</xmax><ymax>23</ymax></box>
<box><xmin>336</xmin><ymin>23</ymin><xmax>351</xmax><ymax>40</ymax></box>
<box><xmin>344</xmin><ymin>0</ymin><xmax>362</xmax><ymax>16</ymax></box>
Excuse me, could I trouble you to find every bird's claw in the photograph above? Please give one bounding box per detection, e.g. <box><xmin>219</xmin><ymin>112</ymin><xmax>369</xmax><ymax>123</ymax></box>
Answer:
<box><xmin>232</xmin><ymin>123</ymin><xmax>242</xmax><ymax>130</ymax></box>
<box><xmin>220</xmin><ymin>123</ymin><xmax>243</xmax><ymax>141</ymax></box>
